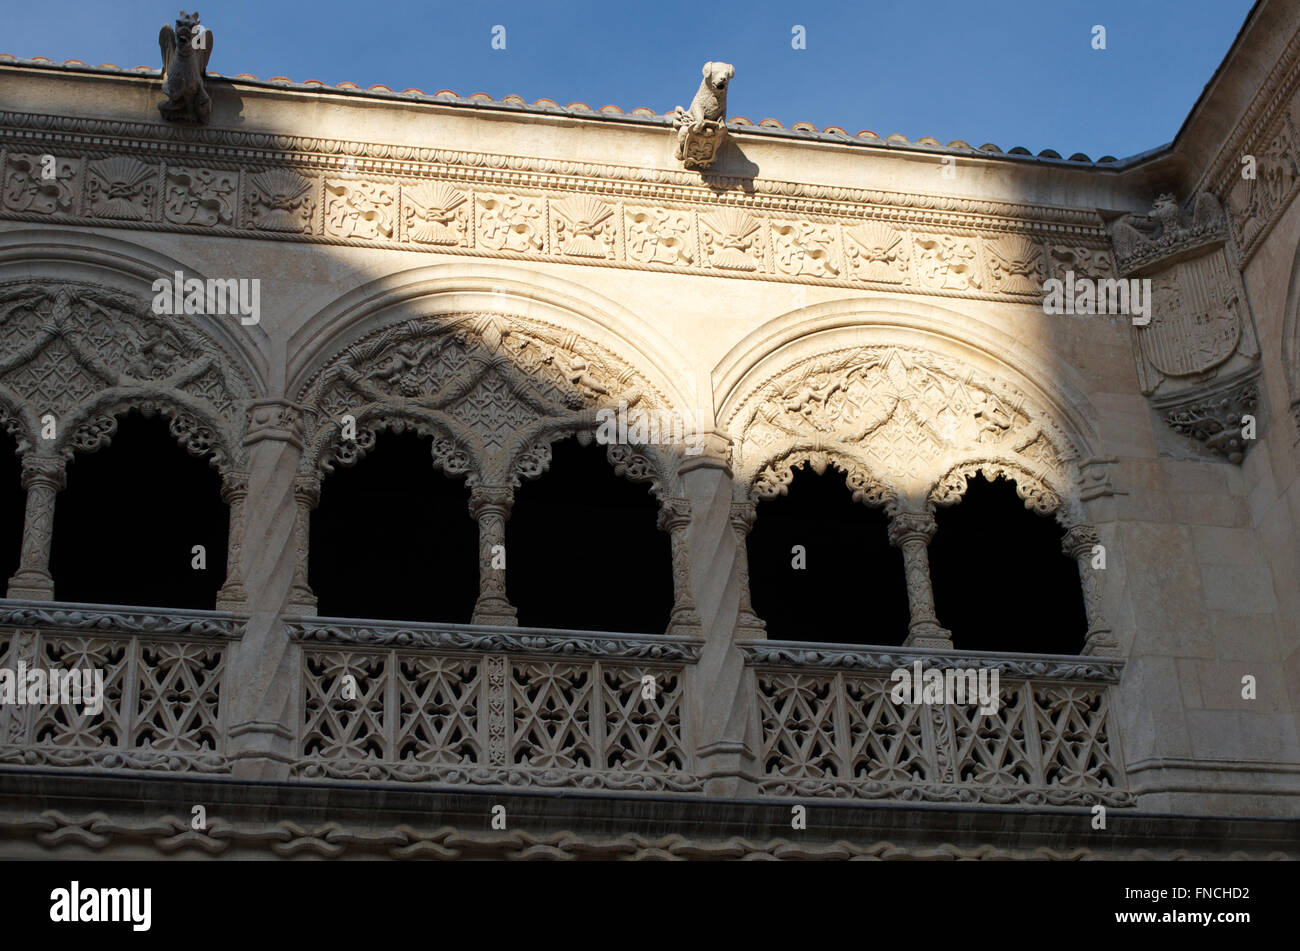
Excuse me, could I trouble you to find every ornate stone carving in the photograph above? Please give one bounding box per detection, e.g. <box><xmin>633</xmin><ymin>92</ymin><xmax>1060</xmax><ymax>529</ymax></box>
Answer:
<box><xmin>728</xmin><ymin>501</ymin><xmax>767</xmax><ymax>638</ymax></box>
<box><xmin>886</xmin><ymin>509</ymin><xmax>951</xmax><ymax>649</ymax></box>
<box><xmin>476</xmin><ymin>193</ymin><xmax>544</xmax><ymax>252</ymax></box>
<box><xmin>5</xmin><ymin>456</ymin><xmax>66</xmax><ymax>600</ymax></box>
<box><xmin>0</xmin><ymin>281</ymin><xmax>249</xmax><ymax>470</ymax></box>
<box><xmin>1110</xmin><ymin>192</ymin><xmax>1227</xmax><ymax>276</ymax></box>
<box><xmin>158</xmin><ymin>11</ymin><xmax>214</xmax><ymax>124</ymax></box>
<box><xmin>1059</xmin><ymin>524</ymin><xmax>1119</xmax><ymax>656</ymax></box>
<box><xmin>1136</xmin><ymin>252</ymin><xmax>1246</xmax><ymax>389</ymax></box>
<box><xmin>751</xmin><ymin>665</ymin><xmax>1130</xmax><ymax>805</ymax></box>
<box><xmin>2</xmin><ymin>153</ymin><xmax>79</xmax><ymax>216</ymax></box>
<box><xmin>624</xmin><ymin>205</ymin><xmax>694</xmax><ymax>265</ymax></box>
<box><xmin>401</xmin><ymin>182</ymin><xmax>470</xmax><ymax>246</ymax></box>
<box><xmin>215</xmin><ymin>471</ymin><xmax>249</xmax><ymax>609</ymax></box>
<box><xmin>86</xmin><ymin>157</ymin><xmax>157</xmax><ymax>221</ymax></box>
<box><xmin>673</xmin><ymin>61</ymin><xmax>733</xmax><ymax>171</ymax></box>
<box><xmin>324</xmin><ymin>180</ymin><xmax>395</xmax><ymax>240</ymax></box>
<box><xmin>246</xmin><ymin>168</ymin><xmax>317</xmax><ymax>233</ymax></box>
<box><xmin>163</xmin><ymin>166</ymin><xmax>237</xmax><ymax>227</ymax></box>
<box><xmin>1048</xmin><ymin>244</ymin><xmax>1115</xmax><ymax>283</ymax></box>
<box><xmin>985</xmin><ymin>234</ymin><xmax>1045</xmax><ymax>295</ymax></box>
<box><xmin>297</xmin><ymin>312</ymin><xmax>666</xmax><ymax>488</ymax></box>
<box><xmin>289</xmin><ymin>474</ymin><xmax>321</xmax><ymax>612</ymax></box>
<box><xmin>914</xmin><ymin>234</ymin><xmax>981</xmax><ymax>291</ymax></box>
<box><xmin>700</xmin><ymin>209</ymin><xmax>762</xmax><ymax>271</ymax></box>
<box><xmin>468</xmin><ymin>484</ymin><xmax>517</xmax><ymax>626</ymax></box>
<box><xmin>730</xmin><ymin>346</ymin><xmax>1068</xmax><ymax>513</ymax></box>
<box><xmin>930</xmin><ymin>460</ymin><xmax>1061</xmax><ymax>515</ymax></box>
<box><xmin>843</xmin><ymin>221</ymin><xmax>910</xmax><ymax>284</ymax></box>
<box><xmin>1153</xmin><ymin>369</ymin><xmax>1260</xmax><ymax>464</ymax></box>
<box><xmin>770</xmin><ymin>221</ymin><xmax>839</xmax><ymax>277</ymax></box>
<box><xmin>551</xmin><ymin>195</ymin><xmax>617</xmax><ymax>260</ymax></box>
<box><xmin>657</xmin><ymin>499</ymin><xmax>701</xmax><ymax>635</ymax></box>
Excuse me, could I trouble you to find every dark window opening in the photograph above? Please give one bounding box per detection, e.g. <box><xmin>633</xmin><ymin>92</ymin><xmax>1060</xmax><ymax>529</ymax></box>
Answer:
<box><xmin>929</xmin><ymin>474</ymin><xmax>1088</xmax><ymax>654</ymax></box>
<box><xmin>507</xmin><ymin>437</ymin><xmax>671</xmax><ymax>634</ymax></box>
<box><xmin>311</xmin><ymin>430</ymin><xmax>477</xmax><ymax>623</ymax></box>
<box><xmin>0</xmin><ymin>427</ymin><xmax>24</xmax><ymax>590</ymax></box>
<box><xmin>747</xmin><ymin>464</ymin><xmax>909</xmax><ymax>644</ymax></box>
<box><xmin>51</xmin><ymin>411</ymin><xmax>227</xmax><ymax>609</ymax></box>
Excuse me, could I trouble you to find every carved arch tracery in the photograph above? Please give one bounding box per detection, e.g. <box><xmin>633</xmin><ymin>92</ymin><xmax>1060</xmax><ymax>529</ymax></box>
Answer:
<box><xmin>724</xmin><ymin>342</ymin><xmax>1081</xmax><ymax>515</ymax></box>
<box><xmin>295</xmin><ymin>311</ymin><xmax>679</xmax><ymax>494</ymax></box>
<box><xmin>0</xmin><ymin>280</ymin><xmax>252</xmax><ymax>469</ymax></box>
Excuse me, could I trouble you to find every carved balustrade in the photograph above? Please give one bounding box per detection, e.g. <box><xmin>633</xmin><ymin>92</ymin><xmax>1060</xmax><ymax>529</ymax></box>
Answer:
<box><xmin>743</xmin><ymin>639</ymin><xmax>1132</xmax><ymax>807</ymax></box>
<box><xmin>0</xmin><ymin>600</ymin><xmax>239</xmax><ymax>772</ymax></box>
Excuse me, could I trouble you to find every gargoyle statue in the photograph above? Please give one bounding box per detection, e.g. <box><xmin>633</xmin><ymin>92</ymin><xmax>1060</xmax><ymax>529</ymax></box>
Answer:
<box><xmin>158</xmin><ymin>11</ymin><xmax>213</xmax><ymax>124</ymax></box>
<box><xmin>673</xmin><ymin>61</ymin><xmax>734</xmax><ymax>170</ymax></box>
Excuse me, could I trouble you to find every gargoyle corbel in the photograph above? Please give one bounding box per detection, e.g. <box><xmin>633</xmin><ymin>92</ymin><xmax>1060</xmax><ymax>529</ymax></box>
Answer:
<box><xmin>158</xmin><ymin>11</ymin><xmax>214</xmax><ymax>124</ymax></box>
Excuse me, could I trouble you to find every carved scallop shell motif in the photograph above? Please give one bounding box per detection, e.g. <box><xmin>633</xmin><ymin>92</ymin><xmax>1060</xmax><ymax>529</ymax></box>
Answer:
<box><xmin>846</xmin><ymin>220</ymin><xmax>904</xmax><ymax>257</ymax></box>
<box><xmin>88</xmin><ymin>156</ymin><xmax>155</xmax><ymax>220</ymax></box>
<box><xmin>554</xmin><ymin>195</ymin><xmax>615</xmax><ymax>257</ymax></box>
<box><xmin>702</xmin><ymin>208</ymin><xmax>761</xmax><ymax>270</ymax></box>
<box><xmin>987</xmin><ymin>234</ymin><xmax>1045</xmax><ymax>291</ymax></box>
<box><xmin>404</xmin><ymin>182</ymin><xmax>468</xmax><ymax>244</ymax></box>
<box><xmin>248</xmin><ymin>168</ymin><xmax>316</xmax><ymax>232</ymax></box>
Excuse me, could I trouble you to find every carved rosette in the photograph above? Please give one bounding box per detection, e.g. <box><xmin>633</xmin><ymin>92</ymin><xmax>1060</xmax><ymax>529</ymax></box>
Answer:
<box><xmin>468</xmin><ymin>484</ymin><xmax>517</xmax><ymax>626</ymax></box>
<box><xmin>886</xmin><ymin>509</ymin><xmax>951</xmax><ymax>649</ymax></box>
<box><xmin>1060</xmin><ymin>524</ymin><xmax>1120</xmax><ymax>656</ymax></box>
<box><xmin>657</xmin><ymin>498</ymin><xmax>701</xmax><ymax>636</ymax></box>
<box><xmin>5</xmin><ymin>455</ymin><xmax>67</xmax><ymax>599</ymax></box>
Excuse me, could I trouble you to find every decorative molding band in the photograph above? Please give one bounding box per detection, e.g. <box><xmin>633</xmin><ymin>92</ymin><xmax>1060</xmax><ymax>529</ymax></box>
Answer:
<box><xmin>0</xmin><ymin>599</ymin><xmax>246</xmax><ymax>639</ymax></box>
<box><xmin>0</xmin><ymin>112</ymin><xmax>1113</xmax><ymax>303</ymax></box>
<box><xmin>739</xmin><ymin>640</ymin><xmax>1125</xmax><ymax>683</ymax></box>
<box><xmin>291</xmin><ymin>759</ymin><xmax>704</xmax><ymax>792</ymax></box>
<box><xmin>1203</xmin><ymin>23</ymin><xmax>1300</xmax><ymax>265</ymax></box>
<box><xmin>0</xmin><ymin>809</ymin><xmax>1284</xmax><ymax>860</ymax></box>
<box><xmin>0</xmin><ymin>746</ymin><xmax>229</xmax><ymax>774</ymax></box>
<box><xmin>286</xmin><ymin>618</ymin><xmax>702</xmax><ymax>661</ymax></box>
<box><xmin>756</xmin><ymin>777</ymin><xmax>1134</xmax><ymax>807</ymax></box>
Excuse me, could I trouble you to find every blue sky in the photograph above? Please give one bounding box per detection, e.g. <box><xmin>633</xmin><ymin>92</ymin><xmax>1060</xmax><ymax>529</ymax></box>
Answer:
<box><xmin>3</xmin><ymin>0</ymin><xmax>1256</xmax><ymax>159</ymax></box>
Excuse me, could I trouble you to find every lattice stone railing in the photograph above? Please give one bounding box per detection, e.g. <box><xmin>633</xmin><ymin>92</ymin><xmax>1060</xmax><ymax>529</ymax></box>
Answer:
<box><xmin>742</xmin><ymin>641</ymin><xmax>1132</xmax><ymax>807</ymax></box>
<box><xmin>0</xmin><ymin>600</ymin><xmax>241</xmax><ymax>773</ymax></box>
<box><xmin>288</xmin><ymin>618</ymin><xmax>703</xmax><ymax>792</ymax></box>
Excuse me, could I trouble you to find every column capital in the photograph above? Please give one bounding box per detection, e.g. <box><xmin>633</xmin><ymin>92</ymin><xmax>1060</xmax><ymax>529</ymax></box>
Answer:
<box><xmin>657</xmin><ymin>497</ymin><xmax>692</xmax><ymax>532</ymax></box>
<box><xmin>887</xmin><ymin>509</ymin><xmax>937</xmax><ymax>547</ymax></box>
<box><xmin>468</xmin><ymin>483</ymin><xmax>514</xmax><ymax>518</ymax></box>
<box><xmin>292</xmin><ymin>473</ymin><xmax>321</xmax><ymax>508</ymax></box>
<box><xmin>1061</xmin><ymin>524</ymin><xmax>1100</xmax><ymax>558</ymax></box>
<box><xmin>245</xmin><ymin>399</ymin><xmax>305</xmax><ymax>450</ymax></box>
<box><xmin>19</xmin><ymin>454</ymin><xmax>66</xmax><ymax>491</ymax></box>
<box><xmin>220</xmin><ymin>469</ymin><xmax>250</xmax><ymax>502</ymax></box>
<box><xmin>728</xmin><ymin>499</ymin><xmax>759</xmax><ymax>533</ymax></box>
<box><xmin>678</xmin><ymin>430</ymin><xmax>733</xmax><ymax>476</ymax></box>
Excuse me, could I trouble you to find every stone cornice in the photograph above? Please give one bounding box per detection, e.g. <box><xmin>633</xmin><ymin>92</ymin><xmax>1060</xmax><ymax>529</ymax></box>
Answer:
<box><xmin>287</xmin><ymin>616</ymin><xmax>702</xmax><ymax>661</ymax></box>
<box><xmin>0</xmin><ymin>599</ymin><xmax>246</xmax><ymax>639</ymax></box>
<box><xmin>0</xmin><ymin>109</ymin><xmax>1111</xmax><ymax>303</ymax></box>
<box><xmin>739</xmin><ymin>639</ymin><xmax>1124</xmax><ymax>683</ymax></box>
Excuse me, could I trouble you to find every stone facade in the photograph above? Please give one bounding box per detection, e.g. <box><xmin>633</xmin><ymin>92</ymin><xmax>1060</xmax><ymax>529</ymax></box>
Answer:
<box><xmin>0</xmin><ymin>2</ymin><xmax>1298</xmax><ymax>859</ymax></box>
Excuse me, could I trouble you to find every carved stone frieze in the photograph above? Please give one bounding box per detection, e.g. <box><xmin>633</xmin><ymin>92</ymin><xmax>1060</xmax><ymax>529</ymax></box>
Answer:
<box><xmin>324</xmin><ymin>179</ymin><xmax>395</xmax><ymax>240</ymax></box>
<box><xmin>401</xmin><ymin>181</ymin><xmax>471</xmax><ymax>246</ymax></box>
<box><xmin>245</xmin><ymin>168</ymin><xmax>317</xmax><ymax>233</ymax></box>
<box><xmin>164</xmin><ymin>166</ymin><xmax>237</xmax><ymax>227</ymax></box>
<box><xmin>2</xmin><ymin>152</ymin><xmax>79</xmax><ymax>216</ymax></box>
<box><xmin>86</xmin><ymin>157</ymin><xmax>157</xmax><ymax>221</ymax></box>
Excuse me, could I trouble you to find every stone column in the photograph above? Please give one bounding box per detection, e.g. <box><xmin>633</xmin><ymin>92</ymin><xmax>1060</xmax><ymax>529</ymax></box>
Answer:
<box><xmin>658</xmin><ymin>498</ymin><xmax>702</xmax><ymax>636</ymax></box>
<box><xmin>223</xmin><ymin>399</ymin><xmax>310</xmax><ymax>780</ymax></box>
<box><xmin>6</xmin><ymin>455</ymin><xmax>66</xmax><ymax>600</ymax></box>
<box><xmin>887</xmin><ymin>508</ymin><xmax>953</xmax><ymax>650</ymax></box>
<box><xmin>728</xmin><ymin>499</ymin><xmax>767</xmax><ymax>638</ymax></box>
<box><xmin>469</xmin><ymin>484</ymin><xmax>517</xmax><ymax>625</ymax></box>
<box><xmin>288</xmin><ymin>474</ymin><xmax>320</xmax><ymax>613</ymax></box>
<box><xmin>678</xmin><ymin>431</ymin><xmax>759</xmax><ymax>797</ymax></box>
<box><xmin>1061</xmin><ymin>524</ymin><xmax>1121</xmax><ymax>656</ymax></box>
<box><xmin>214</xmin><ymin>471</ymin><xmax>249</xmax><ymax>610</ymax></box>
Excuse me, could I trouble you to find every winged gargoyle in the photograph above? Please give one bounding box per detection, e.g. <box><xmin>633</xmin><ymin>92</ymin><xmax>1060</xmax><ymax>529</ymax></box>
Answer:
<box><xmin>158</xmin><ymin>11</ymin><xmax>213</xmax><ymax>123</ymax></box>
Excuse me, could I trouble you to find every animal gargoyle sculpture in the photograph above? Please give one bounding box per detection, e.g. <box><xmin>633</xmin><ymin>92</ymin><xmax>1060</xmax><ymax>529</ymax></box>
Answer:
<box><xmin>674</xmin><ymin>61</ymin><xmax>734</xmax><ymax>170</ymax></box>
<box><xmin>158</xmin><ymin>11</ymin><xmax>213</xmax><ymax>124</ymax></box>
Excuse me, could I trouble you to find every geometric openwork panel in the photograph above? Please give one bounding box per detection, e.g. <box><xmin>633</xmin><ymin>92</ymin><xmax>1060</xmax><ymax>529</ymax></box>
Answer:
<box><xmin>754</xmin><ymin>667</ymin><xmax>1129</xmax><ymax>806</ymax></box>
<box><xmin>296</xmin><ymin>312</ymin><xmax>669</xmax><ymax>484</ymax></box>
<box><xmin>295</xmin><ymin>645</ymin><xmax>697</xmax><ymax>791</ymax></box>
<box><xmin>0</xmin><ymin>631</ymin><xmax>228</xmax><ymax>773</ymax></box>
